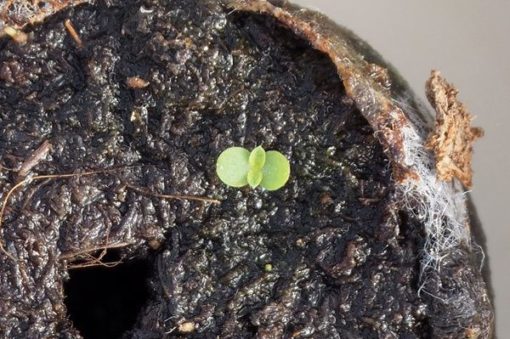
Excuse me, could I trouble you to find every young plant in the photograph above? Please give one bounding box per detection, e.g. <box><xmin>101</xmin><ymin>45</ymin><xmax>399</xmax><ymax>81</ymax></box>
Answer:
<box><xmin>216</xmin><ymin>145</ymin><xmax>290</xmax><ymax>191</ymax></box>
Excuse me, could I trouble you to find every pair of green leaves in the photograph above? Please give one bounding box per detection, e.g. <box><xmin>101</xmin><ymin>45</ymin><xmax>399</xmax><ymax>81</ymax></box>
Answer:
<box><xmin>216</xmin><ymin>146</ymin><xmax>290</xmax><ymax>191</ymax></box>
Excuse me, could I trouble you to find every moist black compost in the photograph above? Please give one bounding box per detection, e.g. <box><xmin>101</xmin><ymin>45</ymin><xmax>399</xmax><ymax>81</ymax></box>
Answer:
<box><xmin>0</xmin><ymin>0</ymin><xmax>430</xmax><ymax>338</ymax></box>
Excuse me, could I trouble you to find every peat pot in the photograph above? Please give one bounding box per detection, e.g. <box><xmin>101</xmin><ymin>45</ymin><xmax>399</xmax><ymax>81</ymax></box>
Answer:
<box><xmin>0</xmin><ymin>0</ymin><xmax>494</xmax><ymax>338</ymax></box>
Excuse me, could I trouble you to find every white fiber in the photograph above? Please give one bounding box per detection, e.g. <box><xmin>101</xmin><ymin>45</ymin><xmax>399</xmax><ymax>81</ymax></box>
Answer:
<box><xmin>391</xmin><ymin>99</ymin><xmax>471</xmax><ymax>294</ymax></box>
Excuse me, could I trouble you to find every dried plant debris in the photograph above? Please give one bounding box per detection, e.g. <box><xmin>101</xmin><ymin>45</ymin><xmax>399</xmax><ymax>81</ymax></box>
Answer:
<box><xmin>0</xmin><ymin>0</ymin><xmax>86</xmax><ymax>32</ymax></box>
<box><xmin>0</xmin><ymin>0</ymin><xmax>493</xmax><ymax>338</ymax></box>
<box><xmin>425</xmin><ymin>70</ymin><xmax>484</xmax><ymax>188</ymax></box>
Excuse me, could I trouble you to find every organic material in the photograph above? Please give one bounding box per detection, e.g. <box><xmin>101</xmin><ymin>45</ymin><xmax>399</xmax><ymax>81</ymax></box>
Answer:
<box><xmin>0</xmin><ymin>0</ymin><xmax>492</xmax><ymax>338</ymax></box>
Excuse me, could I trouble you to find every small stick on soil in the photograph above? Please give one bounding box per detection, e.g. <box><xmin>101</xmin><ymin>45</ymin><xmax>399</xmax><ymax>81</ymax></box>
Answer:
<box><xmin>125</xmin><ymin>183</ymin><xmax>221</xmax><ymax>205</ymax></box>
<box><xmin>61</xmin><ymin>240</ymin><xmax>130</xmax><ymax>269</ymax></box>
<box><xmin>67</xmin><ymin>222</ymin><xmax>126</xmax><ymax>269</ymax></box>
<box><xmin>66</xmin><ymin>234</ymin><xmax>126</xmax><ymax>269</ymax></box>
<box><xmin>64</xmin><ymin>19</ymin><xmax>83</xmax><ymax>48</ymax></box>
<box><xmin>127</xmin><ymin>76</ymin><xmax>150</xmax><ymax>89</ymax></box>
<box><xmin>17</xmin><ymin>140</ymin><xmax>52</xmax><ymax>178</ymax></box>
<box><xmin>178</xmin><ymin>321</ymin><xmax>196</xmax><ymax>333</ymax></box>
<box><xmin>3</xmin><ymin>26</ymin><xmax>28</xmax><ymax>44</ymax></box>
<box><xmin>59</xmin><ymin>241</ymin><xmax>133</xmax><ymax>260</ymax></box>
<box><xmin>68</xmin><ymin>255</ymin><xmax>123</xmax><ymax>269</ymax></box>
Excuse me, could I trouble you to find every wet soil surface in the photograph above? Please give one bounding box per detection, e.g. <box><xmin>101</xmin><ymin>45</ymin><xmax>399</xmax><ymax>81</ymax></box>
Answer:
<box><xmin>0</xmin><ymin>0</ymin><xmax>429</xmax><ymax>337</ymax></box>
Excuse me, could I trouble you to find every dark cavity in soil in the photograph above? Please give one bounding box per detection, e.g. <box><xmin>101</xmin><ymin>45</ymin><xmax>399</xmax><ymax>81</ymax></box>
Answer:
<box><xmin>64</xmin><ymin>251</ymin><xmax>151</xmax><ymax>339</ymax></box>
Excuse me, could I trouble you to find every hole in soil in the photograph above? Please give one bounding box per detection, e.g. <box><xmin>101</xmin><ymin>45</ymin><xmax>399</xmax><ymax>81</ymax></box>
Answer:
<box><xmin>64</xmin><ymin>250</ymin><xmax>151</xmax><ymax>339</ymax></box>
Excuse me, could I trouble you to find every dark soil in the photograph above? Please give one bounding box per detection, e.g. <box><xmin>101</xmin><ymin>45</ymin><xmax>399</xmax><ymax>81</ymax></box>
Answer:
<box><xmin>0</xmin><ymin>0</ymin><xmax>429</xmax><ymax>338</ymax></box>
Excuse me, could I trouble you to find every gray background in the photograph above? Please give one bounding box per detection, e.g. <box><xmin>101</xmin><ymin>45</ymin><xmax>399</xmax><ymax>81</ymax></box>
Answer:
<box><xmin>293</xmin><ymin>0</ymin><xmax>508</xmax><ymax>336</ymax></box>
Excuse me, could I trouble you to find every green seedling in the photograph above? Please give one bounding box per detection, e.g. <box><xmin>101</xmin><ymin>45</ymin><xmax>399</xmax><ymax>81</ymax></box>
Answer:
<box><xmin>216</xmin><ymin>145</ymin><xmax>290</xmax><ymax>191</ymax></box>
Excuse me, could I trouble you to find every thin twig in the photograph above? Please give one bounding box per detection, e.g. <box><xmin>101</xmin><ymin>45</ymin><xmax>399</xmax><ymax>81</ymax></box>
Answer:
<box><xmin>59</xmin><ymin>242</ymin><xmax>132</xmax><ymax>260</ymax></box>
<box><xmin>64</xmin><ymin>19</ymin><xmax>83</xmax><ymax>48</ymax></box>
<box><xmin>18</xmin><ymin>140</ymin><xmax>52</xmax><ymax>178</ymax></box>
<box><xmin>68</xmin><ymin>258</ymin><xmax>123</xmax><ymax>269</ymax></box>
<box><xmin>62</xmin><ymin>239</ymin><xmax>131</xmax><ymax>269</ymax></box>
<box><xmin>67</xmin><ymin>246</ymin><xmax>123</xmax><ymax>269</ymax></box>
